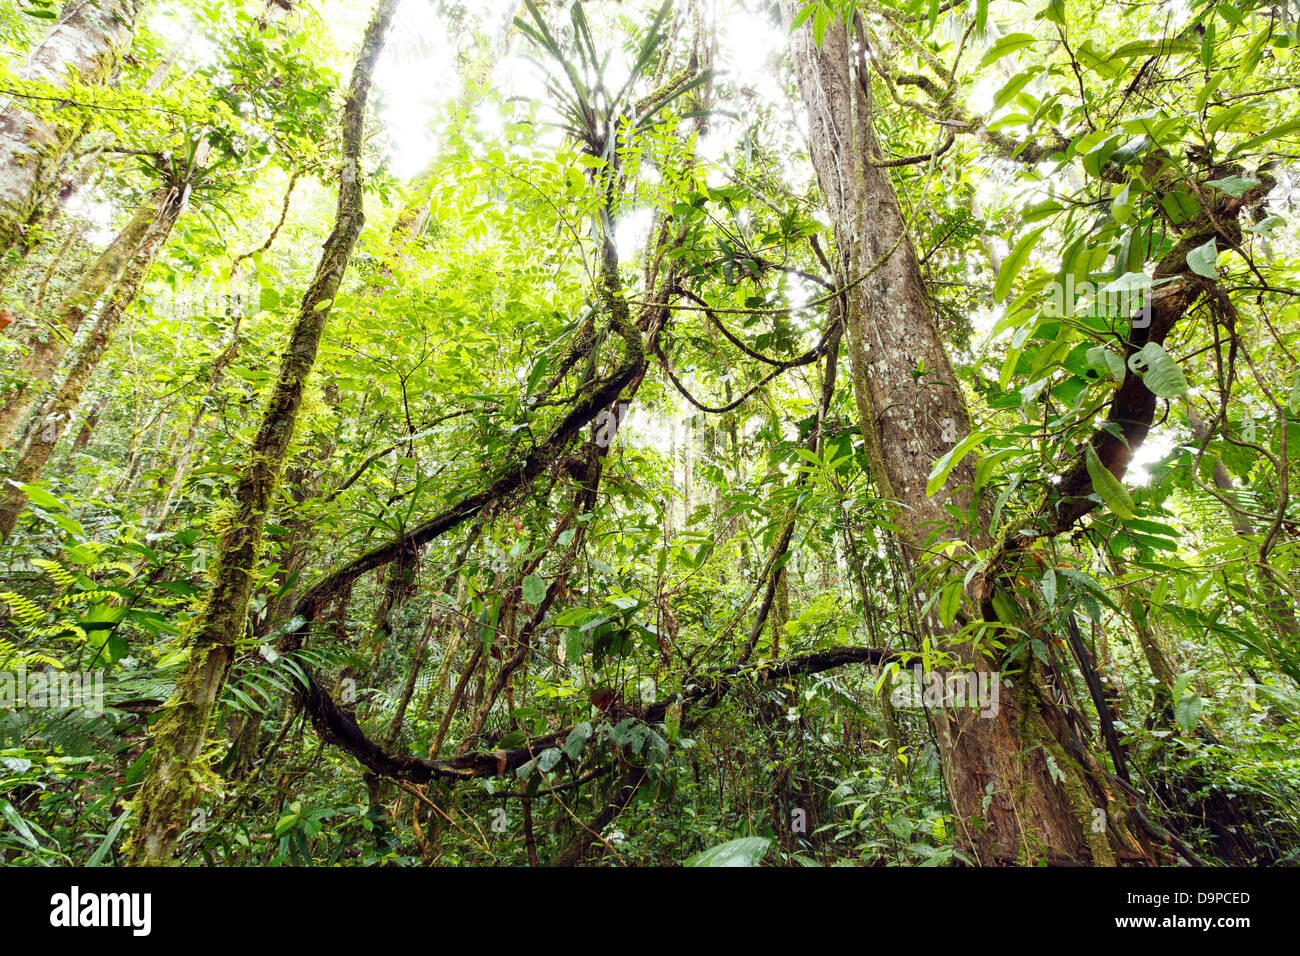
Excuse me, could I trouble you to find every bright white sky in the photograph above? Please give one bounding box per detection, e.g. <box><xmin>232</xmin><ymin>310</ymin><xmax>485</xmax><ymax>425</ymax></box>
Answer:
<box><xmin>369</xmin><ymin>1</ymin><xmax>789</xmax><ymax>176</ymax></box>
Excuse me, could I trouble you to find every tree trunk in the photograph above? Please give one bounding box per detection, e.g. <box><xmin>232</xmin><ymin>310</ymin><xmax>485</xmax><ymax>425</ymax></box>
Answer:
<box><xmin>125</xmin><ymin>0</ymin><xmax>402</xmax><ymax>866</ymax></box>
<box><xmin>0</xmin><ymin>0</ymin><xmax>146</xmax><ymax>258</ymax></box>
<box><xmin>780</xmin><ymin>3</ymin><xmax>1155</xmax><ymax>865</ymax></box>
<box><xmin>0</xmin><ymin>195</ymin><xmax>159</xmax><ymax>445</ymax></box>
<box><xmin>0</xmin><ymin>185</ymin><xmax>185</xmax><ymax>541</ymax></box>
<box><xmin>147</xmin><ymin>323</ymin><xmax>242</xmax><ymax>531</ymax></box>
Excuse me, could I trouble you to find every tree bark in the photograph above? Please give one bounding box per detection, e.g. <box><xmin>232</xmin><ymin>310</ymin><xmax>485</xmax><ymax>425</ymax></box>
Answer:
<box><xmin>0</xmin><ymin>0</ymin><xmax>146</xmax><ymax>258</ymax></box>
<box><xmin>0</xmin><ymin>185</ymin><xmax>186</xmax><ymax>541</ymax></box>
<box><xmin>0</xmin><ymin>194</ymin><xmax>158</xmax><ymax>445</ymax></box>
<box><xmin>780</xmin><ymin>3</ymin><xmax>1156</xmax><ymax>865</ymax></box>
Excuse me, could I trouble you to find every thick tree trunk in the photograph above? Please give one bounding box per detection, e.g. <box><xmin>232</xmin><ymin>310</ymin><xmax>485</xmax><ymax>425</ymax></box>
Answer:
<box><xmin>126</xmin><ymin>0</ymin><xmax>402</xmax><ymax>866</ymax></box>
<box><xmin>780</xmin><ymin>3</ymin><xmax>1154</xmax><ymax>865</ymax></box>
<box><xmin>0</xmin><ymin>0</ymin><xmax>146</xmax><ymax>258</ymax></box>
<box><xmin>0</xmin><ymin>186</ymin><xmax>185</xmax><ymax>541</ymax></box>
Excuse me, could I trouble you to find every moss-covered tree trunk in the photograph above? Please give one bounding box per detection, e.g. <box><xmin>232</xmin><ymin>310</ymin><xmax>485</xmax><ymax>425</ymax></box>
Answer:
<box><xmin>0</xmin><ymin>196</ymin><xmax>159</xmax><ymax>445</ymax></box>
<box><xmin>0</xmin><ymin>0</ymin><xmax>146</xmax><ymax>259</ymax></box>
<box><xmin>126</xmin><ymin>0</ymin><xmax>402</xmax><ymax>866</ymax></box>
<box><xmin>781</xmin><ymin>2</ymin><xmax>1158</xmax><ymax>865</ymax></box>
<box><xmin>0</xmin><ymin>185</ymin><xmax>185</xmax><ymax>541</ymax></box>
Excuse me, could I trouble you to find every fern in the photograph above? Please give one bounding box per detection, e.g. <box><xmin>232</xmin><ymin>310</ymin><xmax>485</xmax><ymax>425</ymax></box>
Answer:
<box><xmin>30</xmin><ymin>559</ymin><xmax>76</xmax><ymax>589</ymax></box>
<box><xmin>1</xmin><ymin>592</ymin><xmax>46</xmax><ymax>629</ymax></box>
<box><xmin>221</xmin><ymin>644</ymin><xmax>353</xmax><ymax>715</ymax></box>
<box><xmin>0</xmin><ymin>637</ymin><xmax>60</xmax><ymax>670</ymax></box>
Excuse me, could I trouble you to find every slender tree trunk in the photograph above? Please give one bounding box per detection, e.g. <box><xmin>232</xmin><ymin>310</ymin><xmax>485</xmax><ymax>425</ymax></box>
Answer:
<box><xmin>0</xmin><ymin>0</ymin><xmax>146</xmax><ymax>258</ymax></box>
<box><xmin>126</xmin><ymin>0</ymin><xmax>401</xmax><ymax>866</ymax></box>
<box><xmin>0</xmin><ymin>186</ymin><xmax>185</xmax><ymax>540</ymax></box>
<box><xmin>0</xmin><ymin>196</ymin><xmax>159</xmax><ymax>444</ymax></box>
<box><xmin>1187</xmin><ymin>410</ymin><xmax>1300</xmax><ymax>646</ymax></box>
<box><xmin>147</xmin><ymin>323</ymin><xmax>242</xmax><ymax>530</ymax></box>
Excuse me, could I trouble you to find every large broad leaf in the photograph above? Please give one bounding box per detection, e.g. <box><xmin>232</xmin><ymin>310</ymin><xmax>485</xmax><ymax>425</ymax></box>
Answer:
<box><xmin>1040</xmin><ymin>568</ymin><xmax>1058</xmax><ymax>608</ymax></box>
<box><xmin>994</xmin><ymin>226</ymin><xmax>1047</xmax><ymax>302</ymax></box>
<box><xmin>977</xmin><ymin>33</ymin><xmax>1038</xmax><ymax>71</ymax></box>
<box><xmin>11</xmin><ymin>481</ymin><xmax>67</xmax><ymax>512</ymax></box>
<box><xmin>1174</xmin><ymin>693</ymin><xmax>1203</xmax><ymax>734</ymax></box>
<box><xmin>683</xmin><ymin>836</ymin><xmax>772</xmax><ymax>867</ymax></box>
<box><xmin>1085</xmin><ymin>445</ymin><xmax>1135</xmax><ymax>520</ymax></box>
<box><xmin>522</xmin><ymin>574</ymin><xmax>547</xmax><ymax>605</ymax></box>
<box><xmin>1086</xmin><ymin>346</ymin><xmax>1126</xmax><ymax>383</ymax></box>
<box><xmin>1100</xmin><ymin>271</ymin><xmax>1152</xmax><ymax>296</ymax></box>
<box><xmin>1128</xmin><ymin>342</ymin><xmax>1189</xmax><ymax>398</ymax></box>
<box><xmin>926</xmin><ymin>431</ymin><xmax>988</xmax><ymax>497</ymax></box>
<box><xmin>1185</xmin><ymin>238</ymin><xmax>1218</xmax><ymax>278</ymax></box>
<box><xmin>563</xmin><ymin>721</ymin><xmax>592</xmax><ymax>760</ymax></box>
<box><xmin>1040</xmin><ymin>0</ymin><xmax>1066</xmax><ymax>26</ymax></box>
<box><xmin>1231</xmin><ymin>118</ymin><xmax>1300</xmax><ymax>157</ymax></box>
<box><xmin>1207</xmin><ymin>175</ymin><xmax>1258</xmax><ymax>198</ymax></box>
<box><xmin>939</xmin><ymin>579</ymin><xmax>964</xmax><ymax>628</ymax></box>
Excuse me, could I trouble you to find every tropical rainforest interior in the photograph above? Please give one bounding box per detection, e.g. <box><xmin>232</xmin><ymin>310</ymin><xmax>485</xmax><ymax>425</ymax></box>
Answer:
<box><xmin>0</xmin><ymin>0</ymin><xmax>1298</xmax><ymax>869</ymax></box>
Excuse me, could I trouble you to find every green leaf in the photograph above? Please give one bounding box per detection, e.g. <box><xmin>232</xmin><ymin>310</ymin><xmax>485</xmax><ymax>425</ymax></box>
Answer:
<box><xmin>10</xmin><ymin>481</ymin><xmax>66</xmax><ymax>511</ymax></box>
<box><xmin>790</xmin><ymin>2</ymin><xmax>818</xmax><ymax>33</ymax></box>
<box><xmin>1174</xmin><ymin>693</ymin><xmax>1203</xmax><ymax>734</ymax></box>
<box><xmin>87</xmin><ymin>809</ymin><xmax>131</xmax><ymax>866</ymax></box>
<box><xmin>1100</xmin><ymin>271</ymin><xmax>1153</xmax><ymax>296</ymax></box>
<box><xmin>1</xmin><ymin>801</ymin><xmax>41</xmax><ymax>850</ymax></box>
<box><xmin>683</xmin><ymin>836</ymin><xmax>771</xmax><ymax>867</ymax></box>
<box><xmin>525</xmin><ymin>356</ymin><xmax>549</xmax><ymax>396</ymax></box>
<box><xmin>1086</xmin><ymin>346</ymin><xmax>1126</xmax><ymax>383</ymax></box>
<box><xmin>1244</xmin><ymin>215</ymin><xmax>1285</xmax><ymax>236</ymax></box>
<box><xmin>1206</xmin><ymin>175</ymin><xmax>1258</xmax><ymax>198</ymax></box>
<box><xmin>994</xmin><ymin>226</ymin><xmax>1046</xmax><ymax>302</ymax></box>
<box><xmin>939</xmin><ymin>580</ymin><xmax>964</xmax><ymax>628</ymax></box>
<box><xmin>926</xmin><ymin>431</ymin><xmax>988</xmax><ymax>497</ymax></box>
<box><xmin>1109</xmin><ymin>38</ymin><xmax>1199</xmax><ymax>58</ymax></box>
<box><xmin>1128</xmin><ymin>342</ymin><xmax>1189</xmax><ymax>398</ymax></box>
<box><xmin>977</xmin><ymin>33</ymin><xmax>1038</xmax><ymax>71</ymax></box>
<box><xmin>992</xmin><ymin>71</ymin><xmax>1035</xmax><ymax>112</ymax></box>
<box><xmin>45</xmin><ymin>512</ymin><xmax>87</xmax><ymax>539</ymax></box>
<box><xmin>563</xmin><ymin>721</ymin><xmax>592</xmax><ymax>760</ymax></box>
<box><xmin>1231</xmin><ymin>118</ymin><xmax>1300</xmax><ymax>156</ymax></box>
<box><xmin>1085</xmin><ymin>445</ymin><xmax>1135</xmax><ymax>520</ymax></box>
<box><xmin>1185</xmin><ymin>238</ymin><xmax>1218</xmax><ymax>278</ymax></box>
<box><xmin>537</xmin><ymin>747</ymin><xmax>562</xmax><ymax>772</ymax></box>
<box><xmin>521</xmin><ymin>574</ymin><xmax>547</xmax><ymax>605</ymax></box>
<box><xmin>812</xmin><ymin>3</ymin><xmax>831</xmax><ymax>45</ymax></box>
<box><xmin>1040</xmin><ymin>568</ymin><xmax>1057</xmax><ymax>608</ymax></box>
